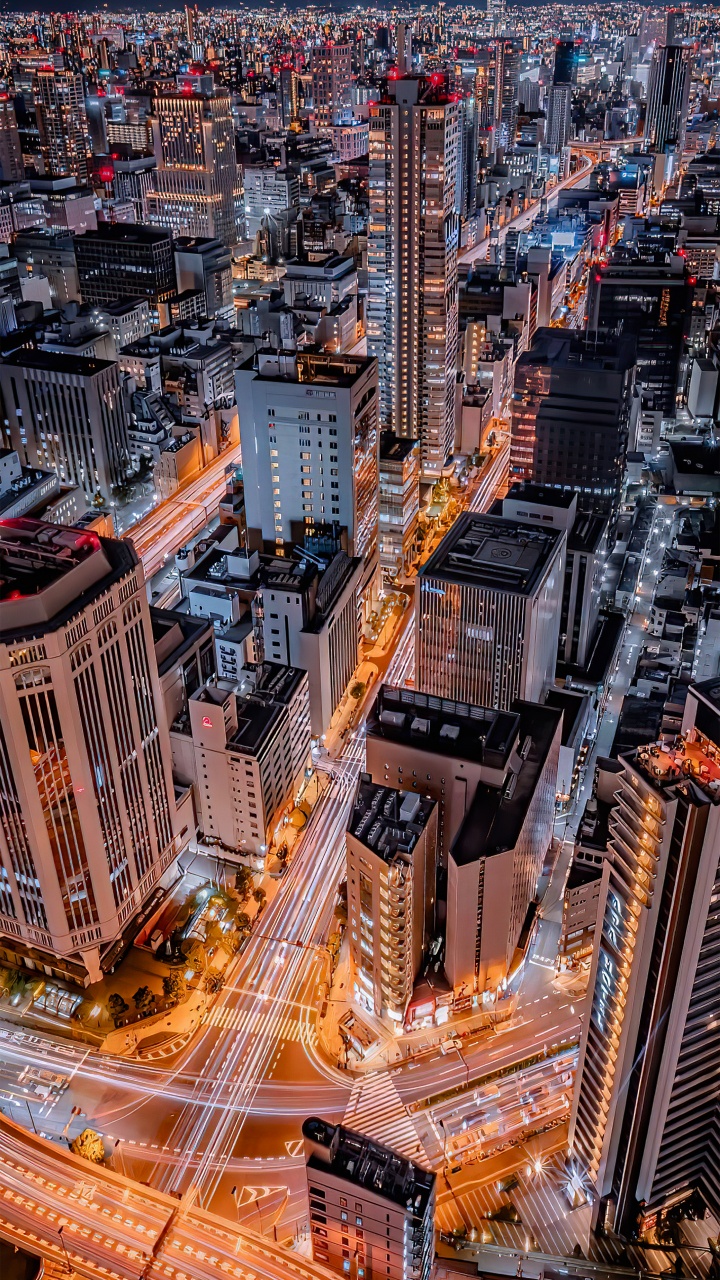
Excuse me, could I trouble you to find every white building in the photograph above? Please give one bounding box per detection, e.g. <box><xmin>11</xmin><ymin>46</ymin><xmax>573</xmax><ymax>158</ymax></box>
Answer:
<box><xmin>170</xmin><ymin>664</ymin><xmax>310</xmax><ymax>859</ymax></box>
<box><xmin>242</xmin><ymin>166</ymin><xmax>299</xmax><ymax>240</ymax></box>
<box><xmin>304</xmin><ymin>1117</ymin><xmax>436</xmax><ymax>1280</ymax></box>
<box><xmin>235</xmin><ymin>349</ymin><xmax>379</xmax><ymax>586</ymax></box>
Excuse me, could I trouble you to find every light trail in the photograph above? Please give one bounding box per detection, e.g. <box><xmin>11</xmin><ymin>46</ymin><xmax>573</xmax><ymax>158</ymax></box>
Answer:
<box><xmin>0</xmin><ymin>1113</ymin><xmax>335</xmax><ymax>1280</ymax></box>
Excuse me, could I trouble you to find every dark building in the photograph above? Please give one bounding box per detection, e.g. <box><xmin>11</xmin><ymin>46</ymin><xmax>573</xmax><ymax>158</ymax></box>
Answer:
<box><xmin>75</xmin><ymin>224</ymin><xmax>176</xmax><ymax>315</ymax></box>
<box><xmin>553</xmin><ymin>38</ymin><xmax>577</xmax><ymax>85</ymax></box>
<box><xmin>645</xmin><ymin>43</ymin><xmax>691</xmax><ymax>154</ymax></box>
<box><xmin>585</xmin><ymin>247</ymin><xmax>692</xmax><ymax>415</ymax></box>
<box><xmin>511</xmin><ymin>327</ymin><xmax>637</xmax><ymax>514</ymax></box>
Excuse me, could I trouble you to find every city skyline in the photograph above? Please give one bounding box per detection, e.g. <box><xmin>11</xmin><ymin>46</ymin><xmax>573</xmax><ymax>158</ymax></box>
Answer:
<box><xmin>0</xmin><ymin>5</ymin><xmax>719</xmax><ymax>1280</ymax></box>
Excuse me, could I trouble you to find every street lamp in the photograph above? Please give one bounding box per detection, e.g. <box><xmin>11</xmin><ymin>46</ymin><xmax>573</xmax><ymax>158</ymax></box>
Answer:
<box><xmin>57</xmin><ymin>1225</ymin><xmax>72</xmax><ymax>1275</ymax></box>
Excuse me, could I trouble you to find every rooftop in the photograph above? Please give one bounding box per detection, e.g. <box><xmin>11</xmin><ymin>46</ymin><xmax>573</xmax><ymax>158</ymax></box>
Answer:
<box><xmin>348</xmin><ymin>778</ymin><xmax>435</xmax><ymax>865</ymax></box>
<box><xmin>303</xmin><ymin>1117</ymin><xmax>435</xmax><ymax>1218</ymax></box>
<box><xmin>369</xmin><ymin>684</ymin><xmax>526</xmax><ymax>772</ymax></box>
<box><xmin>450</xmin><ymin>698</ymin><xmax>562</xmax><ymax>867</ymax></box>
<box><xmin>1</xmin><ymin>349</ymin><xmax>116</xmax><ymax>378</ymax></box>
<box><xmin>0</xmin><ymin>519</ymin><xmax>136</xmax><ymax>640</ymax></box>
<box><xmin>380</xmin><ymin>431</ymin><xmax>418</xmax><ymax>464</ymax></box>
<box><xmin>419</xmin><ymin>512</ymin><xmax>563</xmax><ymax>596</ymax></box>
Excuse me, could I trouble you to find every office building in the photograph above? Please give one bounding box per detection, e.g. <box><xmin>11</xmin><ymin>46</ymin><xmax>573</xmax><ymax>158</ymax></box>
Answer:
<box><xmin>545</xmin><ymin>84</ymin><xmax>572</xmax><ymax>153</ymax></box>
<box><xmin>311</xmin><ymin>43</ymin><xmax>352</xmax><ymax>129</ymax></box>
<box><xmin>75</xmin><ymin>223</ymin><xmax>176</xmax><ymax>319</ymax></box>
<box><xmin>174</xmin><ymin>236</ymin><xmax>233</xmax><ymax>320</ymax></box>
<box><xmin>170</xmin><ymin>663</ymin><xmax>310</xmax><ymax>859</ymax></box>
<box><xmin>0</xmin><ymin>97</ymin><xmax>24</xmax><ymax>183</ymax></box>
<box><xmin>367</xmin><ymin>75</ymin><xmax>460</xmax><ymax>478</ymax></box>
<box><xmin>0</xmin><ymin>520</ymin><xmax>191</xmax><ymax>986</ymax></box>
<box><xmin>379</xmin><ymin>433</ymin><xmax>420</xmax><ymax>578</ymax></box>
<box><xmin>235</xmin><ymin>350</ymin><xmax>379</xmax><ymax>584</ymax></box>
<box><xmin>366</xmin><ymin>685</ymin><xmax>561</xmax><ymax>998</ymax></box>
<box><xmin>553</xmin><ymin>38</ymin><xmax>577</xmax><ymax>85</ymax></box>
<box><xmin>146</xmin><ymin>87</ymin><xmax>238</xmax><ymax>246</ymax></box>
<box><xmin>570</xmin><ymin>680</ymin><xmax>720</xmax><ymax>1235</ymax></box>
<box><xmin>242</xmin><ymin>166</ymin><xmax>299</xmax><ymax>242</ymax></box>
<box><xmin>347</xmin><ymin>778</ymin><xmax>437</xmax><ymax>1025</ymax></box>
<box><xmin>95</xmin><ymin>298</ymin><xmax>153</xmax><ymax>358</ymax></box>
<box><xmin>304</xmin><ymin>1116</ymin><xmax>436</xmax><ymax>1280</ymax></box>
<box><xmin>34</xmin><ymin>69</ymin><xmax>91</xmax><ymax>186</ymax></box>
<box><xmin>502</xmin><ymin>485</ymin><xmax>609</xmax><ymax>669</ymax></box>
<box><xmin>416</xmin><ymin>512</ymin><xmax>565</xmax><ymax>711</ymax></box>
<box><xmin>0</xmin><ymin>350</ymin><xmax>131</xmax><ymax>501</ymax></box>
<box><xmin>645</xmin><ymin>44</ymin><xmax>691</xmax><ymax>154</ymax></box>
<box><xmin>585</xmin><ymin>248</ymin><xmax>693</xmax><ymax>415</ymax></box>
<box><xmin>511</xmin><ymin>328</ymin><xmax>637</xmax><ymax>515</ymax></box>
<box><xmin>499</xmin><ymin>40</ymin><xmax>521</xmax><ymax>147</ymax></box>
<box><xmin>13</xmin><ymin>230</ymin><xmax>80</xmax><ymax>305</ymax></box>
<box><xmin>280</xmin><ymin>67</ymin><xmax>300</xmax><ymax>127</ymax></box>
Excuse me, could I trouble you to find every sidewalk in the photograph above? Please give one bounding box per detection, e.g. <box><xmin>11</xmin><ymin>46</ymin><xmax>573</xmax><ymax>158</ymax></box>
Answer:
<box><xmin>317</xmin><ymin>945</ymin><xmax>514</xmax><ymax>1076</ymax></box>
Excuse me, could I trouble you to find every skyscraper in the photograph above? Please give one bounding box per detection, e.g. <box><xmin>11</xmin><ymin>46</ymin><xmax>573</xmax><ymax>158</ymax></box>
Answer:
<box><xmin>569</xmin><ymin>680</ymin><xmax>720</xmax><ymax>1236</ymax></box>
<box><xmin>416</xmin><ymin>511</ymin><xmax>565</xmax><ymax>711</ymax></box>
<box><xmin>146</xmin><ymin>86</ymin><xmax>238</xmax><ymax>246</ymax></box>
<box><xmin>586</xmin><ymin>247</ymin><xmax>693</xmax><ymax>416</ymax></box>
<box><xmin>0</xmin><ymin>520</ymin><xmax>190</xmax><ymax>985</ymax></box>
<box><xmin>545</xmin><ymin>83</ymin><xmax>572</xmax><ymax>153</ymax></box>
<box><xmin>0</xmin><ymin>96</ymin><xmax>24</xmax><ymax>182</ymax></box>
<box><xmin>310</xmin><ymin>42</ymin><xmax>352</xmax><ymax>129</ymax></box>
<box><xmin>645</xmin><ymin>44</ymin><xmax>691</xmax><ymax>154</ymax></box>
<box><xmin>499</xmin><ymin>40</ymin><xmax>521</xmax><ymax>147</ymax></box>
<box><xmin>346</xmin><ymin>778</ymin><xmax>437</xmax><ymax>1026</ymax></box>
<box><xmin>367</xmin><ymin>75</ymin><xmax>460</xmax><ymax>478</ymax></box>
<box><xmin>553</xmin><ymin>38</ymin><xmax>577</xmax><ymax>85</ymax></box>
<box><xmin>34</xmin><ymin>69</ymin><xmax>91</xmax><ymax>185</ymax></box>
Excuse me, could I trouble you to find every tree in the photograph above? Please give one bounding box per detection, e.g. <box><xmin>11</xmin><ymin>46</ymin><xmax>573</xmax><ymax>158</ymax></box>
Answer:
<box><xmin>234</xmin><ymin>865</ymin><xmax>254</xmax><ymax>901</ymax></box>
<box><xmin>107</xmin><ymin>993</ymin><xmax>129</xmax><ymax>1027</ymax></box>
<box><xmin>204</xmin><ymin>920</ymin><xmax>224</xmax><ymax>951</ymax></box>
<box><xmin>349</xmin><ymin>681</ymin><xmax>366</xmax><ymax>701</ymax></box>
<box><xmin>253</xmin><ymin>887</ymin><xmax>266</xmax><ymax>909</ymax></box>
<box><xmin>235</xmin><ymin>911</ymin><xmax>251</xmax><ymax>935</ymax></box>
<box><xmin>204</xmin><ymin>971</ymin><xmax>224</xmax><ymax>994</ymax></box>
<box><xmin>162</xmin><ymin>973</ymin><xmax>187</xmax><ymax>1007</ymax></box>
<box><xmin>70</xmin><ymin>1128</ymin><xmax>105</xmax><ymax>1164</ymax></box>
<box><xmin>132</xmin><ymin>986</ymin><xmax>156</xmax><ymax>1018</ymax></box>
<box><xmin>136</xmin><ymin>454</ymin><xmax>154</xmax><ymax>483</ymax></box>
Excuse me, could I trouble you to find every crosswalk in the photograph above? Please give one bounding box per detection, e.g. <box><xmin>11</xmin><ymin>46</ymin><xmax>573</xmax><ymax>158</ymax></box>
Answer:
<box><xmin>343</xmin><ymin>1071</ymin><xmax>425</xmax><ymax>1160</ymax></box>
<box><xmin>206</xmin><ymin>1003</ymin><xmax>317</xmax><ymax>1045</ymax></box>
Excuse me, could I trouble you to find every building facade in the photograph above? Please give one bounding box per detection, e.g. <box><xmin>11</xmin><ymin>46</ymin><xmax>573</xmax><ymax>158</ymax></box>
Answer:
<box><xmin>0</xmin><ymin>350</ymin><xmax>131</xmax><ymax>501</ymax></box>
<box><xmin>347</xmin><ymin>779</ymin><xmax>437</xmax><ymax>1025</ymax></box>
<box><xmin>367</xmin><ymin>76</ymin><xmax>460</xmax><ymax>478</ymax></box>
<box><xmin>146</xmin><ymin>88</ymin><xmax>239</xmax><ymax>246</ymax></box>
<box><xmin>0</xmin><ymin>521</ymin><xmax>191</xmax><ymax>985</ymax></box>
<box><xmin>34</xmin><ymin>70</ymin><xmax>91</xmax><ymax>186</ymax></box>
<box><xmin>235</xmin><ymin>350</ymin><xmax>379</xmax><ymax>584</ymax></box>
<box><xmin>569</xmin><ymin>680</ymin><xmax>720</xmax><ymax>1235</ymax></box>
<box><xmin>304</xmin><ymin>1117</ymin><xmax>436</xmax><ymax>1280</ymax></box>
<box><xmin>416</xmin><ymin>511</ymin><xmax>565</xmax><ymax>711</ymax></box>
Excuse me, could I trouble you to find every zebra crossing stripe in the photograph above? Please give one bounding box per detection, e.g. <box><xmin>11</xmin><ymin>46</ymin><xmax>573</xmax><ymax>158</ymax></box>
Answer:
<box><xmin>343</xmin><ymin>1071</ymin><xmax>425</xmax><ymax>1160</ymax></box>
